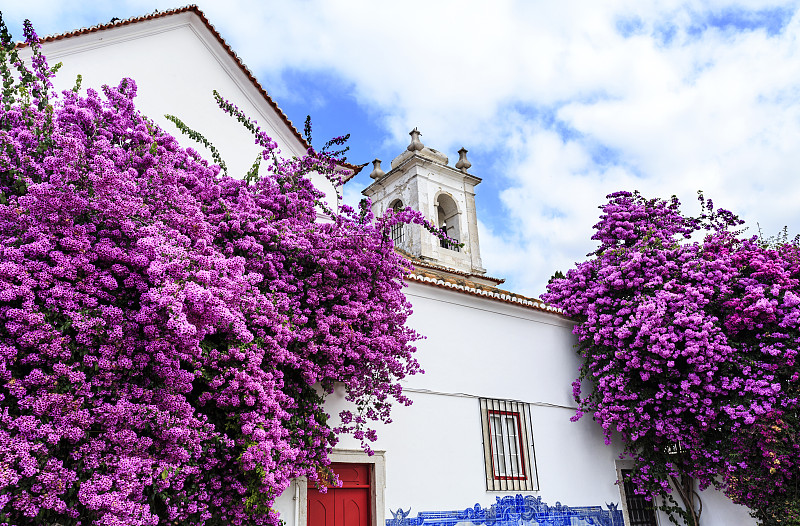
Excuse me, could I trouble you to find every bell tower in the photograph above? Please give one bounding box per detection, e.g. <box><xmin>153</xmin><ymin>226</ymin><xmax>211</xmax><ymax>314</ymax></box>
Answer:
<box><xmin>362</xmin><ymin>129</ymin><xmax>486</xmax><ymax>277</ymax></box>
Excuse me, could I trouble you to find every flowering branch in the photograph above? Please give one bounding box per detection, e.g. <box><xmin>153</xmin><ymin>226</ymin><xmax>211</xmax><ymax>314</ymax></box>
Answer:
<box><xmin>544</xmin><ymin>190</ymin><xmax>800</xmax><ymax>526</ymax></box>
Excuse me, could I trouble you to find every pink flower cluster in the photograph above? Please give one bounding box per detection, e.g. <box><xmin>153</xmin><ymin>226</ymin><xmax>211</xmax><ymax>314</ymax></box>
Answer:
<box><xmin>543</xmin><ymin>191</ymin><xmax>799</xmax><ymax>522</ymax></box>
<box><xmin>0</xmin><ymin>21</ymin><xmax>421</xmax><ymax>525</ymax></box>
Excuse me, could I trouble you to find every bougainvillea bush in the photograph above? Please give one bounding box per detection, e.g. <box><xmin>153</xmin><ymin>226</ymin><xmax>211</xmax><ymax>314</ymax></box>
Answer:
<box><xmin>543</xmin><ymin>191</ymin><xmax>799</xmax><ymax>526</ymax></box>
<box><xmin>0</xmin><ymin>20</ymin><xmax>427</xmax><ymax>526</ymax></box>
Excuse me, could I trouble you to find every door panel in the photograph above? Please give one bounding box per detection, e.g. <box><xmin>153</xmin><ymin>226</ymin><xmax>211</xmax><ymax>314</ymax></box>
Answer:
<box><xmin>334</xmin><ymin>463</ymin><xmax>369</xmax><ymax>487</ymax></box>
<box><xmin>307</xmin><ymin>463</ymin><xmax>371</xmax><ymax>526</ymax></box>
<box><xmin>308</xmin><ymin>486</ymin><xmax>335</xmax><ymax>526</ymax></box>
<box><xmin>337</xmin><ymin>488</ymin><xmax>369</xmax><ymax>526</ymax></box>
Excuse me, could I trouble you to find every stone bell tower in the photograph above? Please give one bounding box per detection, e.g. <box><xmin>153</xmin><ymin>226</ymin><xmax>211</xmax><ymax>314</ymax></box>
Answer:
<box><xmin>362</xmin><ymin>128</ymin><xmax>486</xmax><ymax>277</ymax></box>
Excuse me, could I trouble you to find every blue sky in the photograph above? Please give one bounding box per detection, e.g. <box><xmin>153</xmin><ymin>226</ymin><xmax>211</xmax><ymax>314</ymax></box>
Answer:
<box><xmin>4</xmin><ymin>0</ymin><xmax>800</xmax><ymax>297</ymax></box>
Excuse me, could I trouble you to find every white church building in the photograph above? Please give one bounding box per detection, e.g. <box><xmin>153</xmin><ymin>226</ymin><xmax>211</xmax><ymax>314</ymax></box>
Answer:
<box><xmin>21</xmin><ymin>6</ymin><xmax>757</xmax><ymax>526</ymax></box>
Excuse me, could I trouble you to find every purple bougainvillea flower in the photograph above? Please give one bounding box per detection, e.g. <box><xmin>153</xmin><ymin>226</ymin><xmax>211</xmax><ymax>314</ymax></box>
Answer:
<box><xmin>543</xmin><ymin>190</ymin><xmax>800</xmax><ymax>525</ymax></box>
<box><xmin>0</xmin><ymin>18</ymin><xmax>435</xmax><ymax>526</ymax></box>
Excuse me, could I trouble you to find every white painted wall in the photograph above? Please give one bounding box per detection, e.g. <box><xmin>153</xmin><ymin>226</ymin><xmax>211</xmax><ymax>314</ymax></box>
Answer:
<box><xmin>654</xmin><ymin>488</ymin><xmax>755</xmax><ymax>526</ymax></box>
<box><xmin>274</xmin><ymin>281</ymin><xmax>624</xmax><ymax>524</ymax></box>
<box><xmin>276</xmin><ymin>280</ymin><xmax>758</xmax><ymax>526</ymax></box>
<box><xmin>376</xmin><ymin>282</ymin><xmax>623</xmax><ymax>512</ymax></box>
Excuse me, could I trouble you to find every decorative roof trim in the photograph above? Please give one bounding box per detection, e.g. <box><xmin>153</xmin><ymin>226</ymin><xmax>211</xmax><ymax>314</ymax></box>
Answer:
<box><xmin>405</xmin><ymin>272</ymin><xmax>567</xmax><ymax>316</ymax></box>
<box><xmin>394</xmin><ymin>248</ymin><xmax>504</xmax><ymax>285</ymax></box>
<box><xmin>410</xmin><ymin>258</ymin><xmax>505</xmax><ymax>285</ymax></box>
<box><xmin>17</xmin><ymin>4</ymin><xmax>363</xmax><ymax>181</ymax></box>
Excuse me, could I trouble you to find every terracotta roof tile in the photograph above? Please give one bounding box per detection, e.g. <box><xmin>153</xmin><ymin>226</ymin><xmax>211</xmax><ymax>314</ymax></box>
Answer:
<box><xmin>394</xmin><ymin>248</ymin><xmax>505</xmax><ymax>284</ymax></box>
<box><xmin>392</xmin><ymin>251</ymin><xmax>563</xmax><ymax>313</ymax></box>
<box><xmin>398</xmin><ymin>256</ymin><xmax>565</xmax><ymax>316</ymax></box>
<box><xmin>411</xmin><ymin>258</ymin><xmax>505</xmax><ymax>285</ymax></box>
<box><xmin>405</xmin><ymin>270</ymin><xmax>566</xmax><ymax>316</ymax></box>
<box><xmin>17</xmin><ymin>5</ymin><xmax>363</xmax><ymax>181</ymax></box>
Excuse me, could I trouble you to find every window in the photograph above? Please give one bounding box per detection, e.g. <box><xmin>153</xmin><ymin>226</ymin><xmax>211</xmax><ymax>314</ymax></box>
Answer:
<box><xmin>480</xmin><ymin>398</ymin><xmax>538</xmax><ymax>491</ymax></box>
<box><xmin>621</xmin><ymin>470</ymin><xmax>658</xmax><ymax>526</ymax></box>
<box><xmin>389</xmin><ymin>200</ymin><xmax>405</xmax><ymax>247</ymax></box>
<box><xmin>616</xmin><ymin>462</ymin><xmax>659</xmax><ymax>526</ymax></box>
<box><xmin>435</xmin><ymin>194</ymin><xmax>460</xmax><ymax>252</ymax></box>
<box><xmin>489</xmin><ymin>411</ymin><xmax>524</xmax><ymax>479</ymax></box>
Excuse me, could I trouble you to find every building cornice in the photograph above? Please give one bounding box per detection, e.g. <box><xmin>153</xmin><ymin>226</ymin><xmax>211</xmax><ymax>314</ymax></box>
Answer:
<box><xmin>405</xmin><ymin>271</ymin><xmax>566</xmax><ymax>316</ymax></box>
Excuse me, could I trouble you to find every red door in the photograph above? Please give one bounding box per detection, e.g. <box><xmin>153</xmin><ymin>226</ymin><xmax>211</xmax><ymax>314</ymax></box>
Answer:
<box><xmin>308</xmin><ymin>463</ymin><xmax>371</xmax><ymax>526</ymax></box>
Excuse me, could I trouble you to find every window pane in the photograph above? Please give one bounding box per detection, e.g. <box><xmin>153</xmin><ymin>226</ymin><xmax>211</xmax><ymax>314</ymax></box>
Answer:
<box><xmin>621</xmin><ymin>469</ymin><xmax>657</xmax><ymax>526</ymax></box>
<box><xmin>390</xmin><ymin>201</ymin><xmax>404</xmax><ymax>246</ymax></box>
<box><xmin>490</xmin><ymin>415</ymin><xmax>506</xmax><ymax>476</ymax></box>
<box><xmin>489</xmin><ymin>412</ymin><xmax>524</xmax><ymax>479</ymax></box>
<box><xmin>390</xmin><ymin>223</ymin><xmax>403</xmax><ymax>245</ymax></box>
<box><xmin>503</xmin><ymin>415</ymin><xmax>520</xmax><ymax>476</ymax></box>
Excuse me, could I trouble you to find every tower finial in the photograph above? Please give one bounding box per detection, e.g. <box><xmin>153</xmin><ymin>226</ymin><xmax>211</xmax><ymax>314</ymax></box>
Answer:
<box><xmin>455</xmin><ymin>147</ymin><xmax>472</xmax><ymax>173</ymax></box>
<box><xmin>407</xmin><ymin>128</ymin><xmax>424</xmax><ymax>152</ymax></box>
<box><xmin>369</xmin><ymin>159</ymin><xmax>386</xmax><ymax>179</ymax></box>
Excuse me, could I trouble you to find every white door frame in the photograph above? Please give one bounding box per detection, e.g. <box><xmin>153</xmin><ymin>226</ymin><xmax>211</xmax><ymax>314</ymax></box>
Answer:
<box><xmin>296</xmin><ymin>449</ymin><xmax>387</xmax><ymax>526</ymax></box>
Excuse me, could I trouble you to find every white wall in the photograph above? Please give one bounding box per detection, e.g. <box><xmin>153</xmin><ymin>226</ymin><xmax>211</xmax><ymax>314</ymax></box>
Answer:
<box><xmin>379</xmin><ymin>282</ymin><xmax>622</xmax><ymax>512</ymax></box>
<box><xmin>284</xmin><ymin>281</ymin><xmax>625</xmax><ymax>523</ymax></box>
<box><xmin>654</xmin><ymin>487</ymin><xmax>755</xmax><ymax>526</ymax></box>
<box><xmin>276</xmin><ymin>280</ymin><xmax>759</xmax><ymax>526</ymax></box>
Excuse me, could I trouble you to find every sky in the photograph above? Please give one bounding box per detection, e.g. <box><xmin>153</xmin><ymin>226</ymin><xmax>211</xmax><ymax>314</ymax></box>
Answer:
<box><xmin>3</xmin><ymin>0</ymin><xmax>800</xmax><ymax>298</ymax></box>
